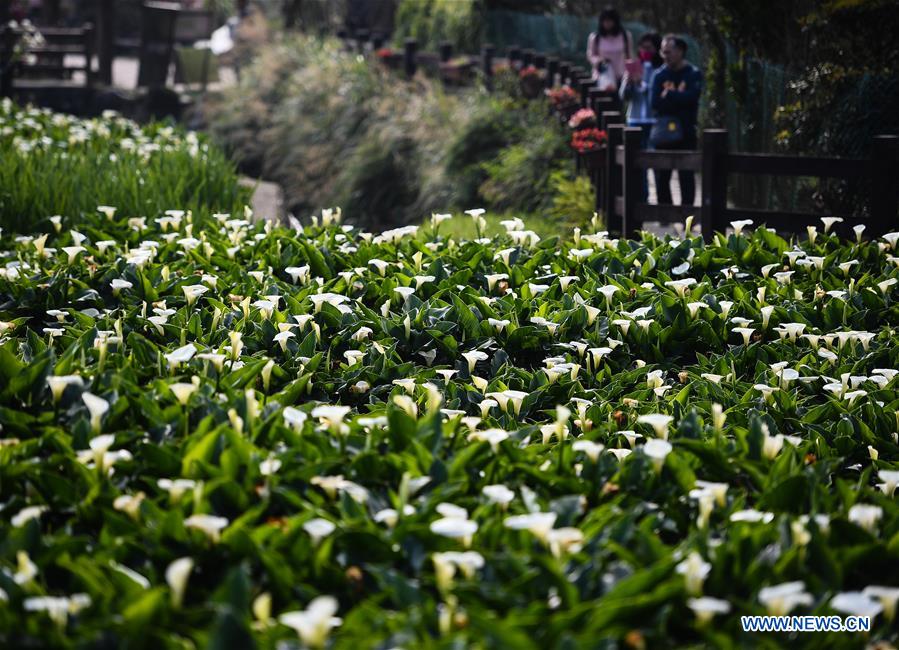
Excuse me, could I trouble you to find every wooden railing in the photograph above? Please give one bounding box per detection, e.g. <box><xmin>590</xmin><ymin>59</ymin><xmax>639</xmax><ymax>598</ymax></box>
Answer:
<box><xmin>341</xmin><ymin>31</ymin><xmax>617</xmax><ymax>112</ymax></box>
<box><xmin>600</xmin><ymin>124</ymin><xmax>899</xmax><ymax>239</ymax></box>
<box><xmin>0</xmin><ymin>24</ymin><xmax>95</xmax><ymax>98</ymax></box>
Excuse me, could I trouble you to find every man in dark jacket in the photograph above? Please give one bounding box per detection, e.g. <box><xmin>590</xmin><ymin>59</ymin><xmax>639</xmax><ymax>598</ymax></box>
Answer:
<box><xmin>650</xmin><ymin>34</ymin><xmax>702</xmax><ymax>207</ymax></box>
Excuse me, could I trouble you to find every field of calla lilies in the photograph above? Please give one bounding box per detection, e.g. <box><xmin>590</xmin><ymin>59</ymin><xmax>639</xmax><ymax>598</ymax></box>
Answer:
<box><xmin>2</xmin><ymin>109</ymin><xmax>899</xmax><ymax>649</ymax></box>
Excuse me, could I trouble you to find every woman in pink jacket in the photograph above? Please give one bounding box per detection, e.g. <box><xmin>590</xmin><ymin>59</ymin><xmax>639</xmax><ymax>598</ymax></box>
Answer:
<box><xmin>586</xmin><ymin>7</ymin><xmax>632</xmax><ymax>91</ymax></box>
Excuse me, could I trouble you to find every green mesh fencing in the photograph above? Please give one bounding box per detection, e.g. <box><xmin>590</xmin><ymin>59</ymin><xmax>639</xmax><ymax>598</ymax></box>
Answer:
<box><xmin>722</xmin><ymin>44</ymin><xmax>795</xmax><ymax>153</ymax></box>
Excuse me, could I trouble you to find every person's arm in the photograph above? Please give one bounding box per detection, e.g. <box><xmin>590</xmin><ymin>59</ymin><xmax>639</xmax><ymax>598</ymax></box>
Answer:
<box><xmin>664</xmin><ymin>68</ymin><xmax>703</xmax><ymax>107</ymax></box>
<box><xmin>586</xmin><ymin>33</ymin><xmax>602</xmax><ymax>68</ymax></box>
<box><xmin>650</xmin><ymin>70</ymin><xmax>671</xmax><ymax>113</ymax></box>
<box><xmin>620</xmin><ymin>73</ymin><xmax>635</xmax><ymax>101</ymax></box>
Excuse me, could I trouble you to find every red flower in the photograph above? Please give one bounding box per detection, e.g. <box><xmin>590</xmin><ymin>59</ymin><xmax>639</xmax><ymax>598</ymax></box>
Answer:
<box><xmin>568</xmin><ymin>108</ymin><xmax>597</xmax><ymax>129</ymax></box>
<box><xmin>547</xmin><ymin>86</ymin><xmax>580</xmax><ymax>109</ymax></box>
<box><xmin>519</xmin><ymin>65</ymin><xmax>540</xmax><ymax>80</ymax></box>
<box><xmin>570</xmin><ymin>128</ymin><xmax>608</xmax><ymax>153</ymax></box>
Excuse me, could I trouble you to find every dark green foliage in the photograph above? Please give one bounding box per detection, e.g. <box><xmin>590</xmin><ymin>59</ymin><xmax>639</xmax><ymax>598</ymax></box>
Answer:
<box><xmin>338</xmin><ymin>134</ymin><xmax>421</xmax><ymax>228</ymax></box>
<box><xmin>480</xmin><ymin>126</ymin><xmax>571</xmax><ymax>213</ymax></box>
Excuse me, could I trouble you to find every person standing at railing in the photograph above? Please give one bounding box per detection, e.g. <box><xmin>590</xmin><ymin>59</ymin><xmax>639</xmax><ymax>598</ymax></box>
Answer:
<box><xmin>649</xmin><ymin>34</ymin><xmax>703</xmax><ymax>207</ymax></box>
<box><xmin>586</xmin><ymin>7</ymin><xmax>631</xmax><ymax>91</ymax></box>
<box><xmin>619</xmin><ymin>31</ymin><xmax>663</xmax><ymax>200</ymax></box>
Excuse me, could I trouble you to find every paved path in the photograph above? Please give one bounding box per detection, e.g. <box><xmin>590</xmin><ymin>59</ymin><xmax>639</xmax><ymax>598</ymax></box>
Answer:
<box><xmin>240</xmin><ymin>177</ymin><xmax>284</xmax><ymax>224</ymax></box>
<box><xmin>67</xmin><ymin>55</ymin><xmax>237</xmax><ymax>91</ymax></box>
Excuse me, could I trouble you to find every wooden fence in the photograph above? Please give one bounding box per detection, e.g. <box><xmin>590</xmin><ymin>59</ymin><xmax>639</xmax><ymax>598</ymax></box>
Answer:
<box><xmin>597</xmin><ymin>123</ymin><xmax>899</xmax><ymax>239</ymax></box>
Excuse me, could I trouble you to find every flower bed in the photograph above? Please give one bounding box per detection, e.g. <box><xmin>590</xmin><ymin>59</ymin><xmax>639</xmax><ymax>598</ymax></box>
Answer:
<box><xmin>0</xmin><ymin>100</ymin><xmax>248</xmax><ymax>233</ymax></box>
<box><xmin>1</xmin><ymin>200</ymin><xmax>899</xmax><ymax>645</ymax></box>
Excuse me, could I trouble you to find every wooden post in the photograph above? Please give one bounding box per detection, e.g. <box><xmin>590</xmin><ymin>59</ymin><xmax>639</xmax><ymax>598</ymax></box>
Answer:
<box><xmin>701</xmin><ymin>129</ymin><xmax>729</xmax><ymax>240</ymax></box>
<box><xmin>507</xmin><ymin>45</ymin><xmax>521</xmax><ymax>68</ymax></box>
<box><xmin>97</xmin><ymin>0</ymin><xmax>115</xmax><ymax>86</ymax></box>
<box><xmin>522</xmin><ymin>48</ymin><xmax>534</xmax><ymax>67</ymax></box>
<box><xmin>439</xmin><ymin>41</ymin><xmax>453</xmax><ymax>87</ymax></box>
<box><xmin>84</xmin><ymin>22</ymin><xmax>96</xmax><ymax>94</ymax></box>
<box><xmin>0</xmin><ymin>25</ymin><xmax>14</xmax><ymax>98</ymax></box>
<box><xmin>439</xmin><ymin>41</ymin><xmax>453</xmax><ymax>63</ymax></box>
<box><xmin>355</xmin><ymin>29</ymin><xmax>369</xmax><ymax>54</ymax></box>
<box><xmin>870</xmin><ymin>135</ymin><xmax>899</xmax><ymax>236</ymax></box>
<box><xmin>534</xmin><ymin>53</ymin><xmax>546</xmax><ymax>69</ymax></box>
<box><xmin>43</xmin><ymin>0</ymin><xmax>62</xmax><ymax>25</ymax></box>
<box><xmin>283</xmin><ymin>0</ymin><xmax>302</xmax><ymax>29</ymax></box>
<box><xmin>403</xmin><ymin>38</ymin><xmax>417</xmax><ymax>78</ymax></box>
<box><xmin>546</xmin><ymin>57</ymin><xmax>557</xmax><ymax>88</ymax></box>
<box><xmin>579</xmin><ymin>79</ymin><xmax>592</xmax><ymax>108</ymax></box>
<box><xmin>558</xmin><ymin>62</ymin><xmax>570</xmax><ymax>84</ymax></box>
<box><xmin>371</xmin><ymin>33</ymin><xmax>384</xmax><ymax>50</ymax></box>
<box><xmin>482</xmin><ymin>43</ymin><xmax>494</xmax><ymax>91</ymax></box>
<box><xmin>588</xmin><ymin>88</ymin><xmax>604</xmax><ymax>113</ymax></box>
<box><xmin>622</xmin><ymin>127</ymin><xmax>643</xmax><ymax>236</ymax></box>
<box><xmin>604</xmin><ymin>121</ymin><xmax>624</xmax><ymax>234</ymax></box>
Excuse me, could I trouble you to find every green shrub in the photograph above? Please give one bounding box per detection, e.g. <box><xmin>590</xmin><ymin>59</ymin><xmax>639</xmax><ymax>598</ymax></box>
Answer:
<box><xmin>479</xmin><ymin>124</ymin><xmax>570</xmax><ymax>213</ymax></box>
<box><xmin>393</xmin><ymin>0</ymin><xmax>484</xmax><ymax>53</ymax></box>
<box><xmin>337</xmin><ymin>133</ymin><xmax>421</xmax><ymax>227</ymax></box>
<box><xmin>444</xmin><ymin>98</ymin><xmax>524</xmax><ymax>207</ymax></box>
<box><xmin>206</xmin><ymin>35</ymin><xmax>577</xmax><ymax>229</ymax></box>
<box><xmin>547</xmin><ymin>170</ymin><xmax>597</xmax><ymax>227</ymax></box>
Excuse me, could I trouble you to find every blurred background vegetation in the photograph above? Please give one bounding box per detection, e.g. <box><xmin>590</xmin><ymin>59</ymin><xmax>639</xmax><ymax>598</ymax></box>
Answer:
<box><xmin>204</xmin><ymin>34</ymin><xmax>592</xmax><ymax>231</ymax></box>
<box><xmin>200</xmin><ymin>0</ymin><xmax>897</xmax><ymax>228</ymax></box>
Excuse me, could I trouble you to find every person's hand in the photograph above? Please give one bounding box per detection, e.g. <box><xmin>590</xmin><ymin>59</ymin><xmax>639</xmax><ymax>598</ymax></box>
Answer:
<box><xmin>661</xmin><ymin>80</ymin><xmax>675</xmax><ymax>97</ymax></box>
<box><xmin>677</xmin><ymin>81</ymin><xmax>686</xmax><ymax>92</ymax></box>
<box><xmin>621</xmin><ymin>71</ymin><xmax>631</xmax><ymax>86</ymax></box>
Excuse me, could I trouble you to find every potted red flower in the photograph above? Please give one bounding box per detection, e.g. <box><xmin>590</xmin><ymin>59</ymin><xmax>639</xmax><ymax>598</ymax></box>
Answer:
<box><xmin>375</xmin><ymin>47</ymin><xmax>403</xmax><ymax>70</ymax></box>
<box><xmin>571</xmin><ymin>128</ymin><xmax>608</xmax><ymax>177</ymax></box>
<box><xmin>547</xmin><ymin>86</ymin><xmax>581</xmax><ymax>121</ymax></box>
<box><xmin>518</xmin><ymin>65</ymin><xmax>543</xmax><ymax>99</ymax></box>
<box><xmin>568</xmin><ymin>108</ymin><xmax>597</xmax><ymax>131</ymax></box>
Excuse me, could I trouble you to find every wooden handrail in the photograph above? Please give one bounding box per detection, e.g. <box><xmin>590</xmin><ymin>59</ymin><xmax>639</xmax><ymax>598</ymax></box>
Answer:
<box><xmin>614</xmin><ymin>147</ymin><xmax>702</xmax><ymax>171</ymax></box>
<box><xmin>726</xmin><ymin>153</ymin><xmax>871</xmax><ymax>178</ymax></box>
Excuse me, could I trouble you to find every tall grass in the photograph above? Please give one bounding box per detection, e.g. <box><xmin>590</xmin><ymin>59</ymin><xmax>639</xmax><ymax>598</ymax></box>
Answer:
<box><xmin>0</xmin><ymin>100</ymin><xmax>250</xmax><ymax>232</ymax></box>
<box><xmin>205</xmin><ymin>34</ymin><xmax>585</xmax><ymax>232</ymax></box>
